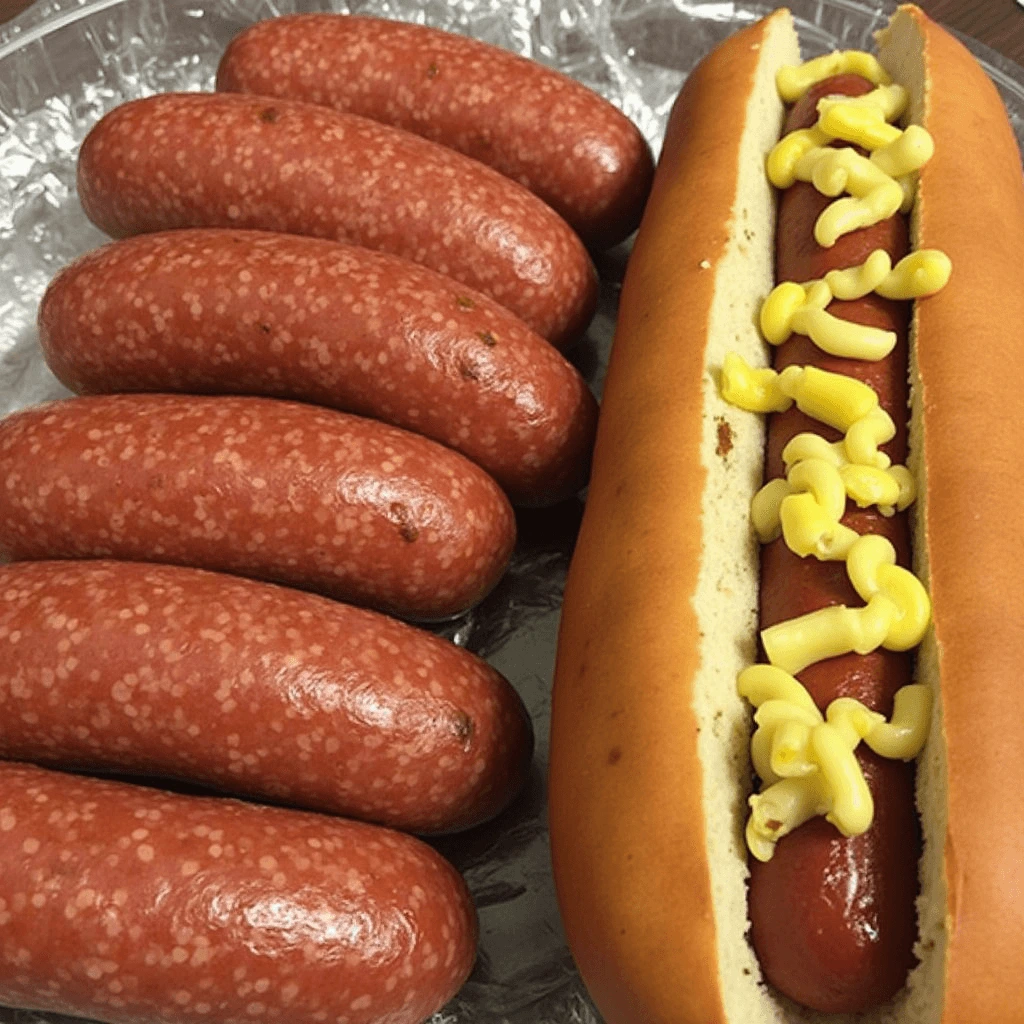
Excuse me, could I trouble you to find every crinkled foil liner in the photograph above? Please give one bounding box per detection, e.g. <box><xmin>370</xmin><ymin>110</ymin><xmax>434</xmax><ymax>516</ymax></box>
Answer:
<box><xmin>1</xmin><ymin>2</ymin><xmax>1024</xmax><ymax>1022</ymax></box>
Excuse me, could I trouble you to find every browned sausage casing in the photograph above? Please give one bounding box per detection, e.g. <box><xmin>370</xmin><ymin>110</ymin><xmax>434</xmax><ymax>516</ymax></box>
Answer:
<box><xmin>215</xmin><ymin>14</ymin><xmax>655</xmax><ymax>249</ymax></box>
<box><xmin>37</xmin><ymin>230</ymin><xmax>598</xmax><ymax>507</ymax></box>
<box><xmin>749</xmin><ymin>74</ymin><xmax>920</xmax><ymax>1014</ymax></box>
<box><xmin>0</xmin><ymin>394</ymin><xmax>515</xmax><ymax>621</ymax></box>
<box><xmin>0</xmin><ymin>559</ymin><xmax>533</xmax><ymax>834</ymax></box>
<box><xmin>76</xmin><ymin>92</ymin><xmax>598</xmax><ymax>350</ymax></box>
<box><xmin>0</xmin><ymin>761</ymin><xmax>477</xmax><ymax>1024</ymax></box>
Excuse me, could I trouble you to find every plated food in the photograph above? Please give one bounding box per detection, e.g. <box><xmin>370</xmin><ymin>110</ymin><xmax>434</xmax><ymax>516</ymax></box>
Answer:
<box><xmin>9</xmin><ymin>0</ymin><xmax>1024</xmax><ymax>1019</ymax></box>
<box><xmin>549</xmin><ymin>5</ymin><xmax>1024</xmax><ymax>1022</ymax></box>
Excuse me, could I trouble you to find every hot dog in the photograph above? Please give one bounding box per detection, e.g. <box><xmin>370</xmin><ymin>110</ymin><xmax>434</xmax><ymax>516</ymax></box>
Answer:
<box><xmin>748</xmin><ymin>74</ymin><xmax>919</xmax><ymax>1012</ymax></box>
<box><xmin>215</xmin><ymin>13</ymin><xmax>655</xmax><ymax>250</ymax></box>
<box><xmin>76</xmin><ymin>92</ymin><xmax>597</xmax><ymax>350</ymax></box>
<box><xmin>0</xmin><ymin>559</ymin><xmax>532</xmax><ymax>834</ymax></box>
<box><xmin>0</xmin><ymin>393</ymin><xmax>515</xmax><ymax>621</ymax></box>
<box><xmin>0</xmin><ymin>760</ymin><xmax>476</xmax><ymax>1024</ymax></box>
<box><xmin>37</xmin><ymin>230</ymin><xmax>598</xmax><ymax>508</ymax></box>
<box><xmin>548</xmin><ymin>6</ymin><xmax>1024</xmax><ymax>1023</ymax></box>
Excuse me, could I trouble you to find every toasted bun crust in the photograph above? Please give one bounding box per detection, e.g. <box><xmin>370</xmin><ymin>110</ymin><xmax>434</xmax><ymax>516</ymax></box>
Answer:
<box><xmin>549</xmin><ymin>5</ymin><xmax>1024</xmax><ymax>1024</ymax></box>
<box><xmin>548</xmin><ymin>12</ymin><xmax>795</xmax><ymax>1024</ymax></box>
<box><xmin>879</xmin><ymin>7</ymin><xmax>1024</xmax><ymax>1022</ymax></box>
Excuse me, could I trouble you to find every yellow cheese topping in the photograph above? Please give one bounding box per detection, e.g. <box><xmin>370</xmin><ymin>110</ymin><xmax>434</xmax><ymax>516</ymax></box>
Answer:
<box><xmin>720</xmin><ymin>352</ymin><xmax>793</xmax><ymax>414</ymax></box>
<box><xmin>716</xmin><ymin>49</ymin><xmax>949</xmax><ymax>857</ymax></box>
<box><xmin>781</xmin><ymin>431</ymin><xmax>916</xmax><ymax>509</ymax></box>
<box><xmin>776</xmin><ymin>51</ymin><xmax>892</xmax><ymax>103</ymax></box>
<box><xmin>767</xmin><ymin>88</ymin><xmax>936</xmax><ymax>245</ymax></box>
<box><xmin>793</xmin><ymin>146</ymin><xmax>905</xmax><ymax>247</ymax></box>
<box><xmin>818</xmin><ymin>100</ymin><xmax>902</xmax><ymax>150</ymax></box>
<box><xmin>824</xmin><ymin>248</ymin><xmax>952</xmax><ymax>300</ymax></box>
<box><xmin>760</xmin><ymin>278</ymin><xmax>897</xmax><ymax>359</ymax></box>
<box><xmin>761</xmin><ymin>533</ymin><xmax>931</xmax><ymax>674</ymax></box>
<box><xmin>757</xmin><ymin>249</ymin><xmax>951</xmax><ymax>360</ymax></box>
<box><xmin>752</xmin><ymin>454</ymin><xmax>915</xmax><ymax>554</ymax></box>
<box><xmin>739</xmin><ymin>664</ymin><xmax>932</xmax><ymax>861</ymax></box>
<box><xmin>726</xmin><ymin>357</ymin><xmax>901</xmax><ymax>473</ymax></box>
<box><xmin>816</xmin><ymin>83</ymin><xmax>908</xmax><ymax>124</ymax></box>
<box><xmin>722</xmin><ymin>358</ymin><xmax>873</xmax><ymax>429</ymax></box>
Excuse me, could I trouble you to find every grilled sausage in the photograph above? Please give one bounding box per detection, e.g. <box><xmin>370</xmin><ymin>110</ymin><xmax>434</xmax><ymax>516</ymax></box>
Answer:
<box><xmin>76</xmin><ymin>92</ymin><xmax>598</xmax><ymax>349</ymax></box>
<box><xmin>0</xmin><ymin>394</ymin><xmax>515</xmax><ymax>621</ymax></box>
<box><xmin>0</xmin><ymin>559</ymin><xmax>533</xmax><ymax>834</ymax></box>
<box><xmin>37</xmin><ymin>230</ymin><xmax>598</xmax><ymax>507</ymax></box>
<box><xmin>0</xmin><ymin>760</ymin><xmax>477</xmax><ymax>1024</ymax></box>
<box><xmin>216</xmin><ymin>14</ymin><xmax>655</xmax><ymax>249</ymax></box>
<box><xmin>748</xmin><ymin>74</ymin><xmax>920</xmax><ymax>1014</ymax></box>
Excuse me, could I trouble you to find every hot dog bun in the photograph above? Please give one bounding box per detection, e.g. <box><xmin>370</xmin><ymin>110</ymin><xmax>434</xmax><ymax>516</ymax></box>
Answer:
<box><xmin>548</xmin><ymin>6</ymin><xmax>1024</xmax><ymax>1023</ymax></box>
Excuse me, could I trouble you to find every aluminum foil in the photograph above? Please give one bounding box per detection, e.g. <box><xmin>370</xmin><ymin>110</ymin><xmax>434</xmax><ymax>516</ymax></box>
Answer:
<box><xmin>2</xmin><ymin>1</ymin><xmax>1024</xmax><ymax>1022</ymax></box>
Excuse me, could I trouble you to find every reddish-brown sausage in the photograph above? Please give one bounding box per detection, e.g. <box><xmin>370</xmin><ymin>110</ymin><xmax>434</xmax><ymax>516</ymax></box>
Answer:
<box><xmin>215</xmin><ymin>14</ymin><xmax>655</xmax><ymax>249</ymax></box>
<box><xmin>748</xmin><ymin>75</ymin><xmax>920</xmax><ymax>1013</ymax></box>
<box><xmin>0</xmin><ymin>761</ymin><xmax>476</xmax><ymax>1024</ymax></box>
<box><xmin>37</xmin><ymin>230</ymin><xmax>598</xmax><ymax>507</ymax></box>
<box><xmin>0</xmin><ymin>394</ymin><xmax>515</xmax><ymax>621</ymax></box>
<box><xmin>0</xmin><ymin>559</ymin><xmax>533</xmax><ymax>834</ymax></box>
<box><xmin>76</xmin><ymin>92</ymin><xmax>598</xmax><ymax>350</ymax></box>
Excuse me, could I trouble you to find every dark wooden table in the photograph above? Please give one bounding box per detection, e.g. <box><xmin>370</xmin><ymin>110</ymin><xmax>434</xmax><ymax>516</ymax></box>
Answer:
<box><xmin>2</xmin><ymin>0</ymin><xmax>1024</xmax><ymax>65</ymax></box>
<box><xmin>915</xmin><ymin>0</ymin><xmax>1024</xmax><ymax>64</ymax></box>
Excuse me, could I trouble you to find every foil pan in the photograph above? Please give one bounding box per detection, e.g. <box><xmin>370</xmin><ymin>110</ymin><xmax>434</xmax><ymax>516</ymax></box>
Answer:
<box><xmin>1</xmin><ymin>2</ymin><xmax>1023</xmax><ymax>1023</ymax></box>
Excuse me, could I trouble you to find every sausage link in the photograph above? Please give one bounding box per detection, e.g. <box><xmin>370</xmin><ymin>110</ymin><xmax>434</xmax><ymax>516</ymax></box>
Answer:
<box><xmin>76</xmin><ymin>92</ymin><xmax>598</xmax><ymax>350</ymax></box>
<box><xmin>37</xmin><ymin>230</ymin><xmax>598</xmax><ymax>507</ymax></box>
<box><xmin>215</xmin><ymin>14</ymin><xmax>655</xmax><ymax>250</ymax></box>
<box><xmin>748</xmin><ymin>75</ymin><xmax>920</xmax><ymax>1013</ymax></box>
<box><xmin>0</xmin><ymin>394</ymin><xmax>515</xmax><ymax>621</ymax></box>
<box><xmin>0</xmin><ymin>761</ymin><xmax>477</xmax><ymax>1024</ymax></box>
<box><xmin>0</xmin><ymin>559</ymin><xmax>533</xmax><ymax>834</ymax></box>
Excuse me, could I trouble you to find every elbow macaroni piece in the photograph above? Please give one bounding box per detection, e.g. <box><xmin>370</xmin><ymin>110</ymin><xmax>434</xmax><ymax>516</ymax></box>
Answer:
<box><xmin>756</xmin><ymin>249</ymin><xmax>951</xmax><ymax>360</ymax></box>
<box><xmin>761</xmin><ymin>533</ymin><xmax>932</xmax><ymax>674</ymax></box>
<box><xmin>767</xmin><ymin>84</ymin><xmax>936</xmax><ymax>246</ymax></box>
<box><xmin>751</xmin><ymin>455</ymin><xmax>915</xmax><ymax>552</ymax></box>
<box><xmin>721</xmin><ymin>48</ymin><xmax>948</xmax><ymax>860</ymax></box>
<box><xmin>760</xmin><ymin>278</ymin><xmax>897</xmax><ymax>360</ymax></box>
<box><xmin>776</xmin><ymin>51</ymin><xmax>892</xmax><ymax>103</ymax></box>
<box><xmin>739</xmin><ymin>665</ymin><xmax>932</xmax><ymax>861</ymax></box>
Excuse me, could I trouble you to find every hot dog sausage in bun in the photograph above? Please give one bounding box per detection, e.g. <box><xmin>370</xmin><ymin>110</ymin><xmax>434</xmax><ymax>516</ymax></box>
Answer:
<box><xmin>548</xmin><ymin>6</ymin><xmax>1024</xmax><ymax>1022</ymax></box>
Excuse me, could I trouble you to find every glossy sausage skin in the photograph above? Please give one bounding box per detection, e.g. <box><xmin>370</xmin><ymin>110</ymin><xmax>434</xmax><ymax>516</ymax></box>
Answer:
<box><xmin>76</xmin><ymin>93</ymin><xmax>598</xmax><ymax>349</ymax></box>
<box><xmin>0</xmin><ymin>394</ymin><xmax>516</xmax><ymax>621</ymax></box>
<box><xmin>0</xmin><ymin>761</ymin><xmax>477</xmax><ymax>1024</ymax></box>
<box><xmin>215</xmin><ymin>14</ymin><xmax>655</xmax><ymax>250</ymax></box>
<box><xmin>37</xmin><ymin>230</ymin><xmax>598</xmax><ymax>508</ymax></box>
<box><xmin>749</xmin><ymin>75</ymin><xmax>921</xmax><ymax>1014</ymax></box>
<box><xmin>0</xmin><ymin>560</ymin><xmax>533</xmax><ymax>834</ymax></box>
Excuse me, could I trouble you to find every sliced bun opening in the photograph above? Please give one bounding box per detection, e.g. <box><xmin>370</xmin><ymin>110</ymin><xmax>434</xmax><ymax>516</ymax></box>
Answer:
<box><xmin>696</xmin><ymin>8</ymin><xmax>947</xmax><ymax>1023</ymax></box>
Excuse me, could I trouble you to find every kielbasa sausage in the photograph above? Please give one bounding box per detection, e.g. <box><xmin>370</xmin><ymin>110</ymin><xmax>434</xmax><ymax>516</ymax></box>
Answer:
<box><xmin>76</xmin><ymin>92</ymin><xmax>598</xmax><ymax>350</ymax></box>
<box><xmin>37</xmin><ymin>230</ymin><xmax>598</xmax><ymax>507</ymax></box>
<box><xmin>0</xmin><ymin>394</ymin><xmax>515</xmax><ymax>621</ymax></box>
<box><xmin>0</xmin><ymin>761</ymin><xmax>477</xmax><ymax>1024</ymax></box>
<box><xmin>216</xmin><ymin>14</ymin><xmax>655</xmax><ymax>249</ymax></box>
<box><xmin>0</xmin><ymin>559</ymin><xmax>533</xmax><ymax>834</ymax></box>
<box><xmin>748</xmin><ymin>75</ymin><xmax>920</xmax><ymax>1014</ymax></box>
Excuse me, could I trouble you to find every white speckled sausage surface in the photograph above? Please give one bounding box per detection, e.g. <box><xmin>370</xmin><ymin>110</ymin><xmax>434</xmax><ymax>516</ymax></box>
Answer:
<box><xmin>0</xmin><ymin>560</ymin><xmax>533</xmax><ymax>834</ymax></box>
<box><xmin>0</xmin><ymin>394</ymin><xmax>516</xmax><ymax>620</ymax></box>
<box><xmin>37</xmin><ymin>230</ymin><xmax>598</xmax><ymax>507</ymax></box>
<box><xmin>76</xmin><ymin>92</ymin><xmax>599</xmax><ymax>350</ymax></box>
<box><xmin>0</xmin><ymin>761</ymin><xmax>477</xmax><ymax>1024</ymax></box>
<box><xmin>215</xmin><ymin>14</ymin><xmax>655</xmax><ymax>250</ymax></box>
